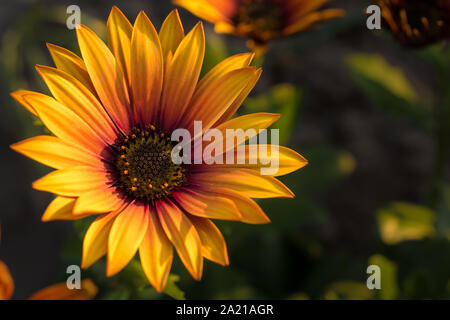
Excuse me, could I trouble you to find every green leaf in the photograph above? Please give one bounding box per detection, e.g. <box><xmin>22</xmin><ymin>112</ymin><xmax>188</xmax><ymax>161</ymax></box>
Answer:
<box><xmin>163</xmin><ymin>274</ymin><xmax>186</xmax><ymax>300</ymax></box>
<box><xmin>369</xmin><ymin>254</ymin><xmax>399</xmax><ymax>300</ymax></box>
<box><xmin>346</xmin><ymin>54</ymin><xmax>433</xmax><ymax>129</ymax></box>
<box><xmin>377</xmin><ymin>202</ymin><xmax>436</xmax><ymax>245</ymax></box>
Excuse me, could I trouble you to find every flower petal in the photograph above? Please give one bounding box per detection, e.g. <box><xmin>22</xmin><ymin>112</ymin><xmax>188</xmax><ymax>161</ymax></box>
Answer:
<box><xmin>195</xmin><ymin>53</ymin><xmax>254</xmax><ymax>98</ymax></box>
<box><xmin>28</xmin><ymin>279</ymin><xmax>98</xmax><ymax>300</ymax></box>
<box><xmin>41</xmin><ymin>196</ymin><xmax>91</xmax><ymax>222</ymax></box>
<box><xmin>189</xmin><ymin>215</ymin><xmax>229</xmax><ymax>266</ymax></box>
<box><xmin>283</xmin><ymin>9</ymin><xmax>346</xmax><ymax>36</ymax></box>
<box><xmin>21</xmin><ymin>93</ymin><xmax>107</xmax><ymax>155</ymax></box>
<box><xmin>76</xmin><ymin>24</ymin><xmax>132</xmax><ymax>132</ymax></box>
<box><xmin>202</xmin><ymin>188</ymin><xmax>270</xmax><ymax>224</ymax></box>
<box><xmin>159</xmin><ymin>9</ymin><xmax>184</xmax><ymax>62</ymax></box>
<box><xmin>46</xmin><ymin>43</ymin><xmax>96</xmax><ymax>94</ymax></box>
<box><xmin>190</xmin><ymin>168</ymin><xmax>294</xmax><ymax>198</ymax></box>
<box><xmin>131</xmin><ymin>11</ymin><xmax>163</xmax><ymax>125</ymax></box>
<box><xmin>174</xmin><ymin>0</ymin><xmax>231</xmax><ymax>24</ymax></box>
<box><xmin>11</xmin><ymin>136</ymin><xmax>102</xmax><ymax>170</ymax></box>
<box><xmin>182</xmin><ymin>67</ymin><xmax>259</xmax><ymax>133</ymax></box>
<box><xmin>82</xmin><ymin>210</ymin><xmax>121</xmax><ymax>269</ymax></box>
<box><xmin>194</xmin><ymin>112</ymin><xmax>280</xmax><ymax>157</ymax></box>
<box><xmin>35</xmin><ymin>65</ymin><xmax>118</xmax><ymax>144</ymax></box>
<box><xmin>160</xmin><ymin>22</ymin><xmax>205</xmax><ymax>131</ymax></box>
<box><xmin>10</xmin><ymin>90</ymin><xmax>39</xmax><ymax>116</ymax></box>
<box><xmin>0</xmin><ymin>260</ymin><xmax>14</xmax><ymax>300</ymax></box>
<box><xmin>107</xmin><ymin>6</ymin><xmax>133</xmax><ymax>87</ymax></box>
<box><xmin>74</xmin><ymin>187</ymin><xmax>125</xmax><ymax>215</ymax></box>
<box><xmin>172</xmin><ymin>188</ymin><xmax>241</xmax><ymax>221</ymax></box>
<box><xmin>139</xmin><ymin>206</ymin><xmax>173</xmax><ymax>292</ymax></box>
<box><xmin>215</xmin><ymin>68</ymin><xmax>262</xmax><ymax>125</ymax></box>
<box><xmin>198</xmin><ymin>145</ymin><xmax>308</xmax><ymax>176</ymax></box>
<box><xmin>32</xmin><ymin>166</ymin><xmax>109</xmax><ymax>197</ymax></box>
<box><xmin>156</xmin><ymin>199</ymin><xmax>203</xmax><ymax>280</ymax></box>
<box><xmin>107</xmin><ymin>203</ymin><xmax>149</xmax><ymax>276</ymax></box>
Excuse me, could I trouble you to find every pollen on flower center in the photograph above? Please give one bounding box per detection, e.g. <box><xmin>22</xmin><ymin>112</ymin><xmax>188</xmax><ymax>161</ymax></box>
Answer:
<box><xmin>235</xmin><ymin>0</ymin><xmax>283</xmax><ymax>40</ymax></box>
<box><xmin>113</xmin><ymin>126</ymin><xmax>186</xmax><ymax>202</ymax></box>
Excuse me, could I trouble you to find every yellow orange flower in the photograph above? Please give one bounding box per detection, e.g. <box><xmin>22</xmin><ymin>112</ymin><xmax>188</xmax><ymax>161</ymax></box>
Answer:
<box><xmin>0</xmin><ymin>260</ymin><xmax>97</xmax><ymax>300</ymax></box>
<box><xmin>374</xmin><ymin>0</ymin><xmax>450</xmax><ymax>47</ymax></box>
<box><xmin>10</xmin><ymin>7</ymin><xmax>307</xmax><ymax>292</ymax></box>
<box><xmin>174</xmin><ymin>0</ymin><xmax>345</xmax><ymax>52</ymax></box>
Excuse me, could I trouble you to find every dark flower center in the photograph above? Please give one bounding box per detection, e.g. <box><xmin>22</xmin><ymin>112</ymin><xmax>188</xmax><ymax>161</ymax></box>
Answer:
<box><xmin>113</xmin><ymin>126</ymin><xmax>186</xmax><ymax>202</ymax></box>
<box><xmin>235</xmin><ymin>0</ymin><xmax>283</xmax><ymax>42</ymax></box>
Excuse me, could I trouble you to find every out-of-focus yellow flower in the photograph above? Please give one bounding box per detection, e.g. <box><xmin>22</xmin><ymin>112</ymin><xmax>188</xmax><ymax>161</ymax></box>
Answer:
<box><xmin>0</xmin><ymin>260</ymin><xmax>97</xmax><ymax>300</ymax></box>
<box><xmin>11</xmin><ymin>7</ymin><xmax>307</xmax><ymax>292</ymax></box>
<box><xmin>174</xmin><ymin>0</ymin><xmax>345</xmax><ymax>53</ymax></box>
<box><xmin>374</xmin><ymin>0</ymin><xmax>450</xmax><ymax>47</ymax></box>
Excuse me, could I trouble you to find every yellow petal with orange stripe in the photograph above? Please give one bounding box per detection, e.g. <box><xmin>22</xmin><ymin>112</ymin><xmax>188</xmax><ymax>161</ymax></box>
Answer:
<box><xmin>131</xmin><ymin>11</ymin><xmax>163</xmax><ymax>125</ymax></box>
<box><xmin>107</xmin><ymin>203</ymin><xmax>148</xmax><ymax>276</ymax></box>
<box><xmin>77</xmin><ymin>24</ymin><xmax>132</xmax><ymax>132</ymax></box>
<box><xmin>21</xmin><ymin>93</ymin><xmax>107</xmax><ymax>155</ymax></box>
<box><xmin>189</xmin><ymin>215</ymin><xmax>229</xmax><ymax>266</ymax></box>
<box><xmin>10</xmin><ymin>136</ymin><xmax>102</xmax><ymax>170</ymax></box>
<box><xmin>139</xmin><ymin>207</ymin><xmax>173</xmax><ymax>292</ymax></box>
<box><xmin>107</xmin><ymin>6</ymin><xmax>133</xmax><ymax>87</ymax></box>
<box><xmin>82</xmin><ymin>210</ymin><xmax>121</xmax><ymax>269</ymax></box>
<box><xmin>173</xmin><ymin>188</ymin><xmax>241</xmax><ymax>220</ymax></box>
<box><xmin>159</xmin><ymin>9</ymin><xmax>184</xmax><ymax>62</ymax></box>
<box><xmin>46</xmin><ymin>43</ymin><xmax>96</xmax><ymax>94</ymax></box>
<box><xmin>156</xmin><ymin>199</ymin><xmax>203</xmax><ymax>280</ymax></box>
<box><xmin>160</xmin><ymin>23</ymin><xmax>205</xmax><ymax>130</ymax></box>
<box><xmin>33</xmin><ymin>166</ymin><xmax>109</xmax><ymax>197</ymax></box>
<box><xmin>191</xmin><ymin>168</ymin><xmax>294</xmax><ymax>199</ymax></box>
<box><xmin>42</xmin><ymin>196</ymin><xmax>91</xmax><ymax>222</ymax></box>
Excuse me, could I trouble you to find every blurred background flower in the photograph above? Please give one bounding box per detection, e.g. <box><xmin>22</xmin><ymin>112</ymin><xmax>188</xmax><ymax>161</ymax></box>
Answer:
<box><xmin>0</xmin><ymin>0</ymin><xmax>449</xmax><ymax>300</ymax></box>
<box><xmin>173</xmin><ymin>0</ymin><xmax>345</xmax><ymax>54</ymax></box>
<box><xmin>373</xmin><ymin>0</ymin><xmax>450</xmax><ymax>47</ymax></box>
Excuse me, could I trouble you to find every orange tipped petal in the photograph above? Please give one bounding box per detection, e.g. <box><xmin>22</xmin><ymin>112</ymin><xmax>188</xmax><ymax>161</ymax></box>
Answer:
<box><xmin>46</xmin><ymin>43</ymin><xmax>96</xmax><ymax>94</ymax></box>
<box><xmin>21</xmin><ymin>93</ymin><xmax>107</xmax><ymax>155</ymax></box>
<box><xmin>0</xmin><ymin>261</ymin><xmax>14</xmax><ymax>300</ymax></box>
<box><xmin>10</xmin><ymin>136</ymin><xmax>103</xmax><ymax>170</ymax></box>
<box><xmin>28</xmin><ymin>279</ymin><xmax>98</xmax><ymax>300</ymax></box>
<box><xmin>191</xmin><ymin>168</ymin><xmax>295</xmax><ymax>199</ymax></box>
<box><xmin>159</xmin><ymin>9</ymin><xmax>185</xmax><ymax>62</ymax></box>
<box><xmin>174</xmin><ymin>0</ymin><xmax>231</xmax><ymax>24</ymax></box>
<box><xmin>160</xmin><ymin>22</ymin><xmax>205</xmax><ymax>131</ymax></box>
<box><xmin>73</xmin><ymin>187</ymin><xmax>125</xmax><ymax>216</ymax></box>
<box><xmin>215</xmin><ymin>68</ymin><xmax>262</xmax><ymax>124</ymax></box>
<box><xmin>182</xmin><ymin>67</ymin><xmax>259</xmax><ymax>133</ymax></box>
<box><xmin>173</xmin><ymin>188</ymin><xmax>242</xmax><ymax>221</ymax></box>
<box><xmin>76</xmin><ymin>24</ymin><xmax>132</xmax><ymax>132</ymax></box>
<box><xmin>202</xmin><ymin>188</ymin><xmax>271</xmax><ymax>224</ymax></box>
<box><xmin>131</xmin><ymin>11</ymin><xmax>163</xmax><ymax>125</ymax></box>
<box><xmin>189</xmin><ymin>215</ymin><xmax>229</xmax><ymax>266</ymax></box>
<box><xmin>10</xmin><ymin>90</ymin><xmax>39</xmax><ymax>116</ymax></box>
<box><xmin>107</xmin><ymin>6</ymin><xmax>133</xmax><ymax>87</ymax></box>
<box><xmin>139</xmin><ymin>207</ymin><xmax>173</xmax><ymax>292</ymax></box>
<box><xmin>107</xmin><ymin>203</ymin><xmax>149</xmax><ymax>276</ymax></box>
<box><xmin>35</xmin><ymin>65</ymin><xmax>118</xmax><ymax>145</ymax></box>
<box><xmin>82</xmin><ymin>210</ymin><xmax>121</xmax><ymax>269</ymax></box>
<box><xmin>156</xmin><ymin>199</ymin><xmax>203</xmax><ymax>280</ymax></box>
<box><xmin>42</xmin><ymin>196</ymin><xmax>91</xmax><ymax>222</ymax></box>
<box><xmin>32</xmin><ymin>166</ymin><xmax>109</xmax><ymax>197</ymax></box>
<box><xmin>198</xmin><ymin>145</ymin><xmax>308</xmax><ymax>177</ymax></box>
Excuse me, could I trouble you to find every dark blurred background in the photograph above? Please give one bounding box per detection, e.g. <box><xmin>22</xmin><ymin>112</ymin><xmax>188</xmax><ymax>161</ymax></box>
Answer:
<box><xmin>0</xmin><ymin>0</ymin><xmax>449</xmax><ymax>299</ymax></box>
